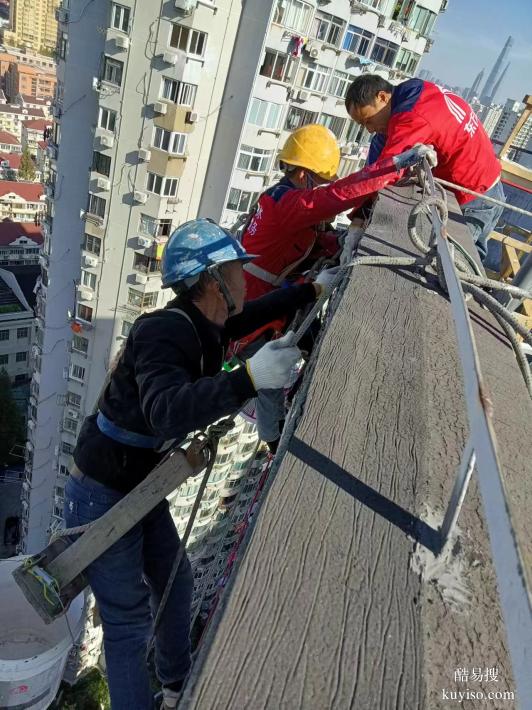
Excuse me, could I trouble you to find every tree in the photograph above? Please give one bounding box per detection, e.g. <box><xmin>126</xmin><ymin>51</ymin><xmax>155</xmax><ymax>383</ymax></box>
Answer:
<box><xmin>0</xmin><ymin>369</ymin><xmax>25</xmax><ymax>466</ymax></box>
<box><xmin>18</xmin><ymin>147</ymin><xmax>36</xmax><ymax>182</ymax></box>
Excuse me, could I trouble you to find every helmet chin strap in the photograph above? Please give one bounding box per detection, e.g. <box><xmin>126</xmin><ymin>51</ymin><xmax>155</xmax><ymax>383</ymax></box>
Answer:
<box><xmin>208</xmin><ymin>266</ymin><xmax>236</xmax><ymax>316</ymax></box>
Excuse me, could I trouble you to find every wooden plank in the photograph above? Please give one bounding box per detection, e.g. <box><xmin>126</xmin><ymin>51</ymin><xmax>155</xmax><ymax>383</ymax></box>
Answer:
<box><xmin>182</xmin><ymin>186</ymin><xmax>531</xmax><ymax>709</ymax></box>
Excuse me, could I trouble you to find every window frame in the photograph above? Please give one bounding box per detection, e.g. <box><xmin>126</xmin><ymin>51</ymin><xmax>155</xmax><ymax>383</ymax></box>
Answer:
<box><xmin>342</xmin><ymin>24</ymin><xmax>374</xmax><ymax>56</ymax></box>
<box><xmin>285</xmin><ymin>105</ymin><xmax>318</xmax><ymax>131</ymax></box>
<box><xmin>311</xmin><ymin>11</ymin><xmax>345</xmax><ymax>47</ymax></box>
<box><xmin>226</xmin><ymin>188</ymin><xmax>260</xmax><ymax>213</ymax></box>
<box><xmin>127</xmin><ymin>288</ymin><xmax>158</xmax><ymax>309</ymax></box>
<box><xmin>152</xmin><ymin>127</ymin><xmax>187</xmax><ymax>156</ymax></box>
<box><xmin>237</xmin><ymin>145</ymin><xmax>272</xmax><ymax>174</ymax></box>
<box><xmin>92</xmin><ymin>150</ymin><xmax>111</xmax><ymax>177</ymax></box>
<box><xmin>98</xmin><ymin>107</ymin><xmax>117</xmax><ymax>132</ymax></box>
<box><xmin>273</xmin><ymin>0</ymin><xmax>313</xmax><ymax>34</ymax></box>
<box><xmin>102</xmin><ymin>56</ymin><xmax>124</xmax><ymax>86</ymax></box>
<box><xmin>298</xmin><ymin>62</ymin><xmax>331</xmax><ymax>93</ymax></box>
<box><xmin>247</xmin><ymin>98</ymin><xmax>283</xmax><ymax>130</ymax></box>
<box><xmin>72</xmin><ymin>334</ymin><xmax>89</xmax><ymax>354</ymax></box>
<box><xmin>17</xmin><ymin>327</ymin><xmax>29</xmax><ymax>339</ymax></box>
<box><xmin>83</xmin><ymin>234</ymin><xmax>102</xmax><ymax>256</ymax></box>
<box><xmin>146</xmin><ymin>172</ymin><xmax>179</xmax><ymax>197</ymax></box>
<box><xmin>317</xmin><ymin>113</ymin><xmax>347</xmax><ymax>139</ymax></box>
<box><xmin>161</xmin><ymin>77</ymin><xmax>197</xmax><ymax>107</ymax></box>
<box><xmin>76</xmin><ymin>304</ymin><xmax>93</xmax><ymax>323</ymax></box>
<box><xmin>259</xmin><ymin>49</ymin><xmax>297</xmax><ymax>84</ymax></box>
<box><xmin>69</xmin><ymin>363</ymin><xmax>86</xmax><ymax>382</ymax></box>
<box><xmin>370</xmin><ymin>37</ymin><xmax>399</xmax><ymax>67</ymax></box>
<box><xmin>81</xmin><ymin>270</ymin><xmax>97</xmax><ymax>290</ymax></box>
<box><xmin>111</xmin><ymin>2</ymin><xmax>130</xmax><ymax>33</ymax></box>
<box><xmin>169</xmin><ymin>24</ymin><xmax>207</xmax><ymax>58</ymax></box>
<box><xmin>87</xmin><ymin>193</ymin><xmax>106</xmax><ymax>219</ymax></box>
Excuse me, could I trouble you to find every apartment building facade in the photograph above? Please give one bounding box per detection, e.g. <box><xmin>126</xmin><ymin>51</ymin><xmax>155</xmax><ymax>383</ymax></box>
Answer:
<box><xmin>0</xmin><ymin>268</ymin><xmax>34</xmax><ymax>385</ymax></box>
<box><xmin>198</xmin><ymin>0</ymin><xmax>445</xmax><ymax>227</ymax></box>
<box><xmin>3</xmin><ymin>0</ymin><xmax>61</xmax><ymax>56</ymax></box>
<box><xmin>5</xmin><ymin>61</ymin><xmax>57</xmax><ymax>101</ymax></box>
<box><xmin>23</xmin><ymin>0</ymin><xmax>247</xmax><ymax>552</ymax></box>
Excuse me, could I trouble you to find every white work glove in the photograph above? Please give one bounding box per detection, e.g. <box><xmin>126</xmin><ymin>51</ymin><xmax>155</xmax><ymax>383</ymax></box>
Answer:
<box><xmin>246</xmin><ymin>332</ymin><xmax>301</xmax><ymax>391</ymax></box>
<box><xmin>314</xmin><ymin>266</ymin><xmax>341</xmax><ymax>292</ymax></box>
<box><xmin>393</xmin><ymin>143</ymin><xmax>438</xmax><ymax>171</ymax></box>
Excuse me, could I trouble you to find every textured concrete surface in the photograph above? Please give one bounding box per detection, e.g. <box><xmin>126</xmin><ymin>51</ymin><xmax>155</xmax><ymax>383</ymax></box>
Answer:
<box><xmin>182</xmin><ymin>187</ymin><xmax>530</xmax><ymax>710</ymax></box>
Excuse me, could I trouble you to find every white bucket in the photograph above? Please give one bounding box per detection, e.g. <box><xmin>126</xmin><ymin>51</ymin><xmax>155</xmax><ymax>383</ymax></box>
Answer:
<box><xmin>0</xmin><ymin>556</ymin><xmax>85</xmax><ymax>709</ymax></box>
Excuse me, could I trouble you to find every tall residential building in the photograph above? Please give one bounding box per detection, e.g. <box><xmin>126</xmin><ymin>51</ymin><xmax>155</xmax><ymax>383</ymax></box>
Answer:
<box><xmin>198</xmin><ymin>0</ymin><xmax>445</xmax><ymax>226</ymax></box>
<box><xmin>480</xmin><ymin>35</ymin><xmax>513</xmax><ymax>105</ymax></box>
<box><xmin>23</xmin><ymin>0</ymin><xmax>447</xmax><ymax>554</ymax></box>
<box><xmin>3</xmin><ymin>0</ymin><xmax>61</xmax><ymax>55</ymax></box>
<box><xmin>478</xmin><ymin>103</ymin><xmax>504</xmax><ymax>138</ymax></box>
<box><xmin>492</xmin><ymin>99</ymin><xmax>525</xmax><ymax>145</ymax></box>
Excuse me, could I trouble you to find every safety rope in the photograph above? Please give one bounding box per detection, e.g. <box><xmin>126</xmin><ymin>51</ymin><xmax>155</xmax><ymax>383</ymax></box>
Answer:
<box><xmin>433</xmin><ymin>177</ymin><xmax>532</xmax><ymax>219</ymax></box>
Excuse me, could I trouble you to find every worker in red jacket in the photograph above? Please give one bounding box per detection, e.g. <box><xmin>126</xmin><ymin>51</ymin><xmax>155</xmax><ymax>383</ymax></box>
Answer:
<box><xmin>239</xmin><ymin>125</ymin><xmax>432</xmax><ymax>450</ymax></box>
<box><xmin>345</xmin><ymin>74</ymin><xmax>505</xmax><ymax>263</ymax></box>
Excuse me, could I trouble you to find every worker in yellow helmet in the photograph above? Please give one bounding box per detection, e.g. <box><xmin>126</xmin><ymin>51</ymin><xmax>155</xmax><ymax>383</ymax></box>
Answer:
<box><xmin>236</xmin><ymin>123</ymin><xmax>428</xmax><ymax>451</ymax></box>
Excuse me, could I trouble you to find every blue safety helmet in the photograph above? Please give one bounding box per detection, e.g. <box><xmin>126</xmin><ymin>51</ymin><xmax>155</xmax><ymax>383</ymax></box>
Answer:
<box><xmin>161</xmin><ymin>218</ymin><xmax>256</xmax><ymax>289</ymax></box>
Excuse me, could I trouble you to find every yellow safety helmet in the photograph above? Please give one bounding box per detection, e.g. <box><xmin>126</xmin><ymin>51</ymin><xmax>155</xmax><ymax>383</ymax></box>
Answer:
<box><xmin>278</xmin><ymin>124</ymin><xmax>340</xmax><ymax>181</ymax></box>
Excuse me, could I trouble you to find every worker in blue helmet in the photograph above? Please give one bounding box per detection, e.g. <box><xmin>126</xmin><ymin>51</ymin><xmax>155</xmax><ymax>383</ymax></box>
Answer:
<box><xmin>64</xmin><ymin>218</ymin><xmax>326</xmax><ymax>710</ymax></box>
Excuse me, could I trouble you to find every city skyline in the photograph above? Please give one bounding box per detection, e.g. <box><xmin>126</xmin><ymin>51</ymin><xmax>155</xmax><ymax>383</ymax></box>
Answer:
<box><xmin>420</xmin><ymin>0</ymin><xmax>531</xmax><ymax>103</ymax></box>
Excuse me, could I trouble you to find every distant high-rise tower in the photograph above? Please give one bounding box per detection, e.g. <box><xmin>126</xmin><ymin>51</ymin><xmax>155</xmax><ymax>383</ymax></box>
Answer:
<box><xmin>4</xmin><ymin>0</ymin><xmax>60</xmax><ymax>55</ymax></box>
<box><xmin>481</xmin><ymin>36</ymin><xmax>513</xmax><ymax>104</ymax></box>
<box><xmin>467</xmin><ymin>68</ymin><xmax>484</xmax><ymax>101</ymax></box>
<box><xmin>491</xmin><ymin>62</ymin><xmax>510</xmax><ymax>103</ymax></box>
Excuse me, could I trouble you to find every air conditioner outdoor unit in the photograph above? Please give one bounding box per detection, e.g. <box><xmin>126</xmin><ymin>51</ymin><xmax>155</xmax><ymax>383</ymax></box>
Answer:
<box><xmin>138</xmin><ymin>148</ymin><xmax>151</xmax><ymax>161</ymax></box>
<box><xmin>134</xmin><ymin>190</ymin><xmax>148</xmax><ymax>204</ymax></box>
<box><xmin>135</xmin><ymin>272</ymin><xmax>148</xmax><ymax>285</ymax></box>
<box><xmin>341</xmin><ymin>142</ymin><xmax>354</xmax><ymax>155</ymax></box>
<box><xmin>95</xmin><ymin>176</ymin><xmax>110</xmax><ymax>191</ymax></box>
<box><xmin>77</xmin><ymin>286</ymin><xmax>94</xmax><ymax>301</ymax></box>
<box><xmin>306</xmin><ymin>42</ymin><xmax>320</xmax><ymax>59</ymax></box>
<box><xmin>100</xmin><ymin>133</ymin><xmax>114</xmax><ymax>148</ymax></box>
<box><xmin>92</xmin><ymin>77</ymin><xmax>101</xmax><ymax>92</ymax></box>
<box><xmin>153</xmin><ymin>101</ymin><xmax>167</xmax><ymax>115</ymax></box>
<box><xmin>175</xmin><ymin>0</ymin><xmax>197</xmax><ymax>11</ymax></box>
<box><xmin>28</xmin><ymin>420</ymin><xmax>35</xmax><ymax>431</ymax></box>
<box><xmin>84</xmin><ymin>254</ymin><xmax>98</xmax><ymax>268</ymax></box>
<box><xmin>297</xmin><ymin>89</ymin><xmax>310</xmax><ymax>101</ymax></box>
<box><xmin>161</xmin><ymin>51</ymin><xmax>178</xmax><ymax>65</ymax></box>
<box><xmin>186</xmin><ymin>111</ymin><xmax>198</xmax><ymax>123</ymax></box>
<box><xmin>115</xmin><ymin>35</ymin><xmax>130</xmax><ymax>50</ymax></box>
<box><xmin>137</xmin><ymin>236</ymin><xmax>153</xmax><ymax>248</ymax></box>
<box><xmin>68</xmin><ymin>410</ymin><xmax>79</xmax><ymax>420</ymax></box>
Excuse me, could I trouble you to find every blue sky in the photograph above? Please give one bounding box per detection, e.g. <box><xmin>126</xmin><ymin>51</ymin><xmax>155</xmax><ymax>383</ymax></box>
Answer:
<box><xmin>419</xmin><ymin>0</ymin><xmax>532</xmax><ymax>103</ymax></box>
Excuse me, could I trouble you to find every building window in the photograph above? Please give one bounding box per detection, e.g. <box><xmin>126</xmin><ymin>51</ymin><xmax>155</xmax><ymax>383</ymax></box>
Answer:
<box><xmin>297</xmin><ymin>63</ymin><xmax>331</xmax><ymax>93</ymax></box>
<box><xmin>310</xmin><ymin>11</ymin><xmax>344</xmax><ymax>47</ymax></box>
<box><xmin>161</xmin><ymin>78</ymin><xmax>197</xmax><ymax>106</ymax></box>
<box><xmin>237</xmin><ymin>145</ymin><xmax>272</xmax><ymax>174</ymax></box>
<box><xmin>226</xmin><ymin>188</ymin><xmax>259</xmax><ymax>213</ymax></box>
<box><xmin>285</xmin><ymin>106</ymin><xmax>318</xmax><ymax>131</ymax></box>
<box><xmin>273</xmin><ymin>0</ymin><xmax>312</xmax><ymax>33</ymax></box>
<box><xmin>58</xmin><ymin>31</ymin><xmax>68</xmax><ymax>60</ymax></box>
<box><xmin>81</xmin><ymin>270</ymin><xmax>97</xmax><ymax>290</ymax></box>
<box><xmin>345</xmin><ymin>121</ymin><xmax>368</xmax><ymax>144</ymax></box>
<box><xmin>329</xmin><ymin>70</ymin><xmax>352</xmax><ymax>99</ymax></box>
<box><xmin>121</xmin><ymin>320</ymin><xmax>133</xmax><ymax>337</ymax></box>
<box><xmin>169</xmin><ymin>25</ymin><xmax>207</xmax><ymax>57</ymax></box>
<box><xmin>133</xmin><ymin>253</ymin><xmax>161</xmax><ymax>274</ymax></box>
<box><xmin>61</xmin><ymin>441</ymin><xmax>75</xmax><ymax>455</ymax></box>
<box><xmin>69</xmin><ymin>364</ymin><xmax>85</xmax><ymax>382</ymax></box>
<box><xmin>102</xmin><ymin>57</ymin><xmax>124</xmax><ymax>86</ymax></box>
<box><xmin>64</xmin><ymin>417</ymin><xmax>78</xmax><ymax>433</ymax></box>
<box><xmin>16</xmin><ymin>351</ymin><xmax>28</xmax><ymax>362</ymax></box>
<box><xmin>72</xmin><ymin>334</ymin><xmax>89</xmax><ymax>354</ymax></box>
<box><xmin>395</xmin><ymin>2</ymin><xmax>437</xmax><ymax>36</ymax></box>
<box><xmin>98</xmin><ymin>107</ymin><xmax>117</xmax><ymax>132</ymax></box>
<box><xmin>76</xmin><ymin>304</ymin><xmax>93</xmax><ymax>322</ymax></box>
<box><xmin>0</xmin><ymin>353</ymin><xmax>8</xmax><ymax>365</ymax></box>
<box><xmin>111</xmin><ymin>3</ymin><xmax>130</xmax><ymax>32</ymax></box>
<box><xmin>370</xmin><ymin>38</ymin><xmax>399</xmax><ymax>67</ymax></box>
<box><xmin>127</xmin><ymin>288</ymin><xmax>158</xmax><ymax>309</ymax></box>
<box><xmin>0</xmin><ymin>329</ymin><xmax>9</xmax><ymax>340</ymax></box>
<box><xmin>83</xmin><ymin>234</ymin><xmax>102</xmax><ymax>255</ymax></box>
<box><xmin>152</xmin><ymin>127</ymin><xmax>187</xmax><ymax>156</ymax></box>
<box><xmin>146</xmin><ymin>173</ymin><xmax>179</xmax><ymax>197</ymax></box>
<box><xmin>259</xmin><ymin>50</ymin><xmax>296</xmax><ymax>84</ymax></box>
<box><xmin>87</xmin><ymin>193</ymin><xmax>106</xmax><ymax>219</ymax></box>
<box><xmin>343</xmin><ymin>25</ymin><xmax>374</xmax><ymax>56</ymax></box>
<box><xmin>139</xmin><ymin>215</ymin><xmax>172</xmax><ymax>238</ymax></box>
<box><xmin>317</xmin><ymin>113</ymin><xmax>347</xmax><ymax>138</ymax></box>
<box><xmin>92</xmin><ymin>151</ymin><xmax>111</xmax><ymax>177</ymax></box>
<box><xmin>247</xmin><ymin>98</ymin><xmax>283</xmax><ymax>130</ymax></box>
<box><xmin>395</xmin><ymin>48</ymin><xmax>421</xmax><ymax>74</ymax></box>
<box><xmin>17</xmin><ymin>327</ymin><xmax>29</xmax><ymax>339</ymax></box>
<box><xmin>66</xmin><ymin>391</ymin><xmax>82</xmax><ymax>408</ymax></box>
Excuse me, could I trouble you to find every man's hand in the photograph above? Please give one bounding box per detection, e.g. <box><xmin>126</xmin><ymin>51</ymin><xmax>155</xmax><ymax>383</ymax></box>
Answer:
<box><xmin>314</xmin><ymin>266</ymin><xmax>341</xmax><ymax>292</ymax></box>
<box><xmin>394</xmin><ymin>144</ymin><xmax>438</xmax><ymax>171</ymax></box>
<box><xmin>246</xmin><ymin>332</ymin><xmax>301</xmax><ymax>391</ymax></box>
